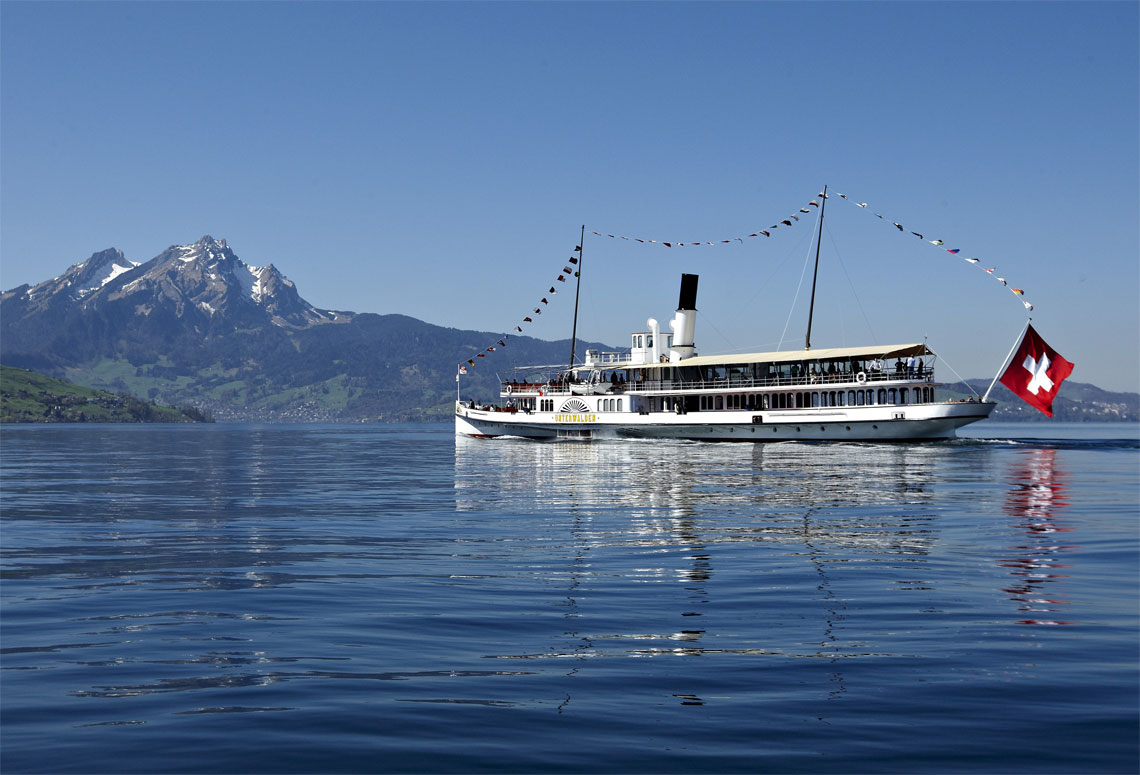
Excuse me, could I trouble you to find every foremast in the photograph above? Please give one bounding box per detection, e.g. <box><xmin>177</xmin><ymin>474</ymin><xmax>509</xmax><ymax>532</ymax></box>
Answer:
<box><xmin>805</xmin><ymin>185</ymin><xmax>827</xmax><ymax>351</ymax></box>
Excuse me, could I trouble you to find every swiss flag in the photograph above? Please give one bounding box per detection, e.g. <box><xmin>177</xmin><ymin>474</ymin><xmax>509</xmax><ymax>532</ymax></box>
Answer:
<box><xmin>999</xmin><ymin>324</ymin><xmax>1075</xmax><ymax>417</ymax></box>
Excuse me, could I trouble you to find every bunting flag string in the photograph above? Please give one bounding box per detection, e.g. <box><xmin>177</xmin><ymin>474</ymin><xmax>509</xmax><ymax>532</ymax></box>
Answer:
<box><xmin>590</xmin><ymin>196</ymin><xmax>822</xmax><ymax>247</ymax></box>
<box><xmin>832</xmin><ymin>191</ymin><xmax>1035</xmax><ymax>314</ymax></box>
<box><xmin>458</xmin><ymin>246</ymin><xmax>582</xmax><ymax>374</ymax></box>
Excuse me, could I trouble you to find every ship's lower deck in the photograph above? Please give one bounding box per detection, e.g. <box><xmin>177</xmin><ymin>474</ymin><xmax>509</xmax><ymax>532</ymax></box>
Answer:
<box><xmin>455</xmin><ymin>401</ymin><xmax>995</xmax><ymax>441</ymax></box>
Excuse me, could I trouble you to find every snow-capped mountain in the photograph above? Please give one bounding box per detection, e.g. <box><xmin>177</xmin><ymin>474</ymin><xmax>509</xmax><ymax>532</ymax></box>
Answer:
<box><xmin>6</xmin><ymin>235</ymin><xmax>345</xmax><ymax>330</ymax></box>
<box><xmin>0</xmin><ymin>235</ymin><xmax>605</xmax><ymax>421</ymax></box>
<box><xmin>21</xmin><ymin>247</ymin><xmax>139</xmax><ymax>306</ymax></box>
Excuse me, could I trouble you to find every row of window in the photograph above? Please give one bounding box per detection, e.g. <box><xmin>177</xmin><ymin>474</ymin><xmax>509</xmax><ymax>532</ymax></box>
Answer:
<box><xmin>599</xmin><ymin>398</ymin><xmax>623</xmax><ymax>412</ymax></box>
<box><xmin>698</xmin><ymin>387</ymin><xmax>932</xmax><ymax>411</ymax></box>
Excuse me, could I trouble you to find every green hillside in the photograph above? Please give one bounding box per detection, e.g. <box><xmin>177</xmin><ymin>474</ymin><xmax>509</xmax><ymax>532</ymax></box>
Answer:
<box><xmin>1</xmin><ymin>365</ymin><xmax>212</xmax><ymax>423</ymax></box>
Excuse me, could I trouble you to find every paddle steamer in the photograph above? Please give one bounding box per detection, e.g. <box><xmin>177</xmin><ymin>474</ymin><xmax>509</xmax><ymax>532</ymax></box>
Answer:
<box><xmin>456</xmin><ymin>191</ymin><xmax>995</xmax><ymax>441</ymax></box>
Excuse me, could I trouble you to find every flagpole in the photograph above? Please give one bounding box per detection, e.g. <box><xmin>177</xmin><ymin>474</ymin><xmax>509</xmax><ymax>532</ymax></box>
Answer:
<box><xmin>568</xmin><ymin>225</ymin><xmax>585</xmax><ymax>371</ymax></box>
<box><xmin>982</xmin><ymin>318</ymin><xmax>1031</xmax><ymax>403</ymax></box>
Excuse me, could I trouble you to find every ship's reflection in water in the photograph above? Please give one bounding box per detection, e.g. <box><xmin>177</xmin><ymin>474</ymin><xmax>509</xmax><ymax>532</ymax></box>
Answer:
<box><xmin>1001</xmin><ymin>446</ymin><xmax>1075</xmax><ymax>625</ymax></box>
<box><xmin>454</xmin><ymin>437</ymin><xmax>949</xmax><ymax>698</ymax></box>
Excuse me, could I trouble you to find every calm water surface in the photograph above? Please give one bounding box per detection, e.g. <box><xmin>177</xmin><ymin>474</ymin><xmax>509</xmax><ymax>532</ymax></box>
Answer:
<box><xmin>2</xmin><ymin>422</ymin><xmax>1137</xmax><ymax>773</ymax></box>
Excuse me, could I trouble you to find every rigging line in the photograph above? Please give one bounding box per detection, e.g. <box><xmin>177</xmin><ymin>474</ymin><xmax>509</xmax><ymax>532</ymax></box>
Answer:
<box><xmin>925</xmin><ymin>345</ymin><xmax>980</xmax><ymax>398</ymax></box>
<box><xmin>696</xmin><ymin>310</ymin><xmax>737</xmax><ymax>353</ymax></box>
<box><xmin>778</xmin><ymin>207</ymin><xmax>824</xmax><ymax>351</ymax></box>
<box><xmin>824</xmin><ymin>221</ymin><xmax>879</xmax><ymax>345</ymax></box>
<box><xmin>737</xmin><ymin>227</ymin><xmax>814</xmax><ymax>311</ymax></box>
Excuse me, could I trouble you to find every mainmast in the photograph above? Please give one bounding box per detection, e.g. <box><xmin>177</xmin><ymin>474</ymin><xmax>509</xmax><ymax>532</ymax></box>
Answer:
<box><xmin>568</xmin><ymin>225</ymin><xmax>584</xmax><ymax>370</ymax></box>
<box><xmin>804</xmin><ymin>185</ymin><xmax>827</xmax><ymax>351</ymax></box>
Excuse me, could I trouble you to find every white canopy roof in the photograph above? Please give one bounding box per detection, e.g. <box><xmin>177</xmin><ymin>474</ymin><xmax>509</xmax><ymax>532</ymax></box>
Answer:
<box><xmin>626</xmin><ymin>343</ymin><xmax>931</xmax><ymax>371</ymax></box>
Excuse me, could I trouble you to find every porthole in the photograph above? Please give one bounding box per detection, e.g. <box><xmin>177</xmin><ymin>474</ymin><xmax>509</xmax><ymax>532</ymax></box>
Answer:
<box><xmin>846</xmin><ymin>425</ymin><xmax>851</xmax><ymax>430</ymax></box>
<box><xmin>820</xmin><ymin>426</ymin><xmax>825</xmax><ymax>431</ymax></box>
<box><xmin>872</xmin><ymin>424</ymin><xmax>878</xmax><ymax>429</ymax></box>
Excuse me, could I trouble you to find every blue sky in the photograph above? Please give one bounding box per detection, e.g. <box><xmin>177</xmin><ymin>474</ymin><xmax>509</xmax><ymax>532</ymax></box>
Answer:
<box><xmin>2</xmin><ymin>1</ymin><xmax>1137</xmax><ymax>391</ymax></box>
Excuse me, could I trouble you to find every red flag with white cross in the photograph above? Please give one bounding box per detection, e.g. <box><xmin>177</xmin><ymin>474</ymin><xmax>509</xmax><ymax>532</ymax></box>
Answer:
<box><xmin>998</xmin><ymin>325</ymin><xmax>1075</xmax><ymax>417</ymax></box>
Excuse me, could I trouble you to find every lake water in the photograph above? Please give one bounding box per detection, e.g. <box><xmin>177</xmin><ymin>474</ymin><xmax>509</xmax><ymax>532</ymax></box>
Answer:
<box><xmin>2</xmin><ymin>422</ymin><xmax>1137</xmax><ymax>773</ymax></box>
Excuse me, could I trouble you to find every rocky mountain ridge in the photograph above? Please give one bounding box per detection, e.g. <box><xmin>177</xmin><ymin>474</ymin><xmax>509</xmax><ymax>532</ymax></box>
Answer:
<box><xmin>6</xmin><ymin>235</ymin><xmax>344</xmax><ymax>330</ymax></box>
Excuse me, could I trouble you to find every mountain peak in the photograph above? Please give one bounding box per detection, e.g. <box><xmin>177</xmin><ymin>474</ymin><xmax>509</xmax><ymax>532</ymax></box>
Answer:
<box><xmin>4</xmin><ymin>236</ymin><xmax>344</xmax><ymax>332</ymax></box>
<box><xmin>194</xmin><ymin>235</ymin><xmax>227</xmax><ymax>250</ymax></box>
<box><xmin>14</xmin><ymin>247</ymin><xmax>140</xmax><ymax>305</ymax></box>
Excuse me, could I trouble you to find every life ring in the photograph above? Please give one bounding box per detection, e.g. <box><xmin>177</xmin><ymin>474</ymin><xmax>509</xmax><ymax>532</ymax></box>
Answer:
<box><xmin>505</xmin><ymin>384</ymin><xmax>512</xmax><ymax>394</ymax></box>
<box><xmin>856</xmin><ymin>371</ymin><xmax>867</xmax><ymax>384</ymax></box>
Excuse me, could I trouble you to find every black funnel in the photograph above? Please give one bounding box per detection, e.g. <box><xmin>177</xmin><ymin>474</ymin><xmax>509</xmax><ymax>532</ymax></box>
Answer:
<box><xmin>677</xmin><ymin>273</ymin><xmax>699</xmax><ymax>311</ymax></box>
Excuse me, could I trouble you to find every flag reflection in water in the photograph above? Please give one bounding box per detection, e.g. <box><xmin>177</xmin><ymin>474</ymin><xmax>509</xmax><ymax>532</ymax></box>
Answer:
<box><xmin>1001</xmin><ymin>447</ymin><xmax>1075</xmax><ymax>625</ymax></box>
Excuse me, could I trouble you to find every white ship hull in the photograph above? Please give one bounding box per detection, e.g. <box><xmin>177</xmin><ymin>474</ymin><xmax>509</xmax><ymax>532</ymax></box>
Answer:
<box><xmin>455</xmin><ymin>400</ymin><xmax>994</xmax><ymax>442</ymax></box>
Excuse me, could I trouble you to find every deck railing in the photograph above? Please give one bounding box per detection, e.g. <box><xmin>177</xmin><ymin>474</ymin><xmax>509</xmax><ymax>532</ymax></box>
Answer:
<box><xmin>502</xmin><ymin>368</ymin><xmax>933</xmax><ymax>396</ymax></box>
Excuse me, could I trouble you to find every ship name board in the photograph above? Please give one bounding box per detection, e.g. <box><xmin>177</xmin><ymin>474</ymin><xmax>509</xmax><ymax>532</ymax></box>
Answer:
<box><xmin>555</xmin><ymin>413</ymin><xmax>597</xmax><ymax>423</ymax></box>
